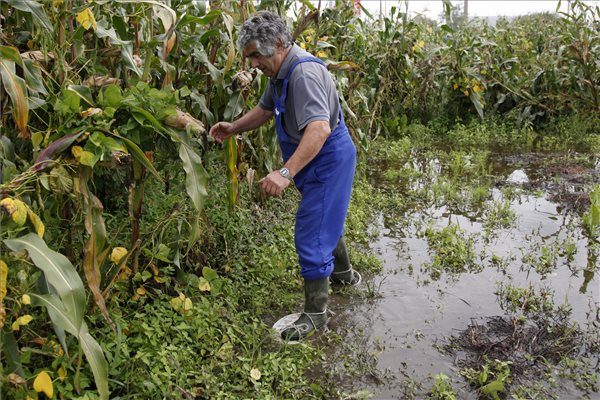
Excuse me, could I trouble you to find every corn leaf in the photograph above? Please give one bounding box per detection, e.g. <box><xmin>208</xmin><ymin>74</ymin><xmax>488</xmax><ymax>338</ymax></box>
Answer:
<box><xmin>30</xmin><ymin>293</ymin><xmax>78</xmax><ymax>335</ymax></box>
<box><xmin>4</xmin><ymin>0</ymin><xmax>53</xmax><ymax>33</ymax></box>
<box><xmin>175</xmin><ymin>132</ymin><xmax>208</xmax><ymax>211</ymax></box>
<box><xmin>0</xmin><ymin>54</ymin><xmax>29</xmax><ymax>139</ymax></box>
<box><xmin>34</xmin><ymin>130</ymin><xmax>85</xmax><ymax>171</ymax></box>
<box><xmin>78</xmin><ymin>166</ymin><xmax>114</xmax><ymax>329</ymax></box>
<box><xmin>225</xmin><ymin>137</ymin><xmax>239</xmax><ymax>209</ymax></box>
<box><xmin>4</xmin><ymin>234</ymin><xmax>85</xmax><ymax>328</ymax></box>
<box><xmin>79</xmin><ymin>325</ymin><xmax>109</xmax><ymax>400</ymax></box>
<box><xmin>106</xmin><ymin>131</ymin><xmax>161</xmax><ymax>180</ymax></box>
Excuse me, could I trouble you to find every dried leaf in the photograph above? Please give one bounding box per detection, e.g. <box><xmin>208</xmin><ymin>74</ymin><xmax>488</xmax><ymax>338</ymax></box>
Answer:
<box><xmin>85</xmin><ymin>75</ymin><xmax>120</xmax><ymax>87</ymax></box>
<box><xmin>80</xmin><ymin>107</ymin><xmax>103</xmax><ymax>118</ymax></box>
<box><xmin>7</xmin><ymin>373</ymin><xmax>26</xmax><ymax>386</ymax></box>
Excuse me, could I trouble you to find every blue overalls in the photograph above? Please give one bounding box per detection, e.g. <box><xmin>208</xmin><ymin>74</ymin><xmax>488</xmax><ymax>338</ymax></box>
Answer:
<box><xmin>271</xmin><ymin>57</ymin><xmax>356</xmax><ymax>280</ymax></box>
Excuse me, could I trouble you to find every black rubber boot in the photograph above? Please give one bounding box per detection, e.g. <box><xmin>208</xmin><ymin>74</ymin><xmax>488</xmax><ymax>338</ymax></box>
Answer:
<box><xmin>330</xmin><ymin>237</ymin><xmax>362</xmax><ymax>286</ymax></box>
<box><xmin>281</xmin><ymin>277</ymin><xmax>329</xmax><ymax>341</ymax></box>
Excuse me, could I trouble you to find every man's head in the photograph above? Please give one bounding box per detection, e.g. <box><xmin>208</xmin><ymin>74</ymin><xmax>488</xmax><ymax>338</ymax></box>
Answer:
<box><xmin>237</xmin><ymin>11</ymin><xmax>292</xmax><ymax>77</ymax></box>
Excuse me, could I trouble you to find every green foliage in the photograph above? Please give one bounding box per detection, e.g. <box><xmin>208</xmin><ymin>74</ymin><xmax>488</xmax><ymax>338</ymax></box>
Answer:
<box><xmin>428</xmin><ymin>373</ymin><xmax>457</xmax><ymax>400</ymax></box>
<box><xmin>420</xmin><ymin>223</ymin><xmax>480</xmax><ymax>280</ymax></box>
<box><xmin>460</xmin><ymin>358</ymin><xmax>512</xmax><ymax>400</ymax></box>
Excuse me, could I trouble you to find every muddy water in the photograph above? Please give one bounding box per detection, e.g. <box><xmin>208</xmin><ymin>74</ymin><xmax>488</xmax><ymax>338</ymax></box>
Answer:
<box><xmin>334</xmin><ymin>150</ymin><xmax>599</xmax><ymax>399</ymax></box>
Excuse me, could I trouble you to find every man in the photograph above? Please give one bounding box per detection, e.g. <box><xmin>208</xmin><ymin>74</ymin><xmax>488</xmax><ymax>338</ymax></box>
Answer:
<box><xmin>209</xmin><ymin>11</ymin><xmax>360</xmax><ymax>341</ymax></box>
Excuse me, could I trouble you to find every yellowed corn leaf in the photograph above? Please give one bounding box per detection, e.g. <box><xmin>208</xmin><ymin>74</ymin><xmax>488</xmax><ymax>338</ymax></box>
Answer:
<box><xmin>21</xmin><ymin>294</ymin><xmax>31</xmax><ymax>305</ymax></box>
<box><xmin>27</xmin><ymin>208</ymin><xmax>45</xmax><ymax>237</ymax></box>
<box><xmin>12</xmin><ymin>314</ymin><xmax>33</xmax><ymax>331</ymax></box>
<box><xmin>0</xmin><ymin>260</ymin><xmax>7</xmax><ymax>329</ymax></box>
<box><xmin>164</xmin><ymin>32</ymin><xmax>177</xmax><ymax>58</ymax></box>
<box><xmin>0</xmin><ymin>55</ymin><xmax>29</xmax><ymax>138</ymax></box>
<box><xmin>33</xmin><ymin>371</ymin><xmax>53</xmax><ymax>398</ymax></box>
<box><xmin>136</xmin><ymin>287</ymin><xmax>146</xmax><ymax>296</ymax></box>
<box><xmin>223</xmin><ymin>42</ymin><xmax>236</xmax><ymax>77</ymax></box>
<box><xmin>0</xmin><ymin>260</ymin><xmax>7</xmax><ymax>300</ymax></box>
<box><xmin>250</xmin><ymin>368</ymin><xmax>261</xmax><ymax>381</ymax></box>
<box><xmin>110</xmin><ymin>247</ymin><xmax>127</xmax><ymax>264</ymax></box>
<box><xmin>198</xmin><ymin>277</ymin><xmax>211</xmax><ymax>292</ymax></box>
<box><xmin>76</xmin><ymin>8</ymin><xmax>97</xmax><ymax>31</ymax></box>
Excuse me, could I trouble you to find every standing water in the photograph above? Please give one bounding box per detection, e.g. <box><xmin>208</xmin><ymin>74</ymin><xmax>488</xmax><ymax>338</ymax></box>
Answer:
<box><xmin>328</xmin><ymin>146</ymin><xmax>599</xmax><ymax>399</ymax></box>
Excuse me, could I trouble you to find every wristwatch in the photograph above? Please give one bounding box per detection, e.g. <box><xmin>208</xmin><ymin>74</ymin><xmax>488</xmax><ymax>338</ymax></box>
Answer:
<box><xmin>279</xmin><ymin>167</ymin><xmax>294</xmax><ymax>181</ymax></box>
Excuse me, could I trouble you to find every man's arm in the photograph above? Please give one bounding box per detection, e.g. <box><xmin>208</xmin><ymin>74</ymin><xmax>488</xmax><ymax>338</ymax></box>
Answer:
<box><xmin>259</xmin><ymin>120</ymin><xmax>331</xmax><ymax>197</ymax></box>
<box><xmin>209</xmin><ymin>106</ymin><xmax>273</xmax><ymax>143</ymax></box>
<box><xmin>284</xmin><ymin>120</ymin><xmax>330</xmax><ymax>177</ymax></box>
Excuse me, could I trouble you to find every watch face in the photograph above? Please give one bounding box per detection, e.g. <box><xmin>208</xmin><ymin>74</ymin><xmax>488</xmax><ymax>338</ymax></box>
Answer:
<box><xmin>280</xmin><ymin>167</ymin><xmax>292</xmax><ymax>179</ymax></box>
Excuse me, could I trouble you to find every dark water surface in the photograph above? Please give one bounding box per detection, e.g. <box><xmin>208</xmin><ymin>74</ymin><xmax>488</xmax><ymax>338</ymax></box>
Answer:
<box><xmin>331</xmin><ymin>150</ymin><xmax>599</xmax><ymax>399</ymax></box>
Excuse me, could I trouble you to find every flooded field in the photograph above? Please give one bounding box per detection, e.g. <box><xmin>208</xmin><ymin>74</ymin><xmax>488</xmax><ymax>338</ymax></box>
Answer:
<box><xmin>328</xmin><ymin>145</ymin><xmax>600</xmax><ymax>399</ymax></box>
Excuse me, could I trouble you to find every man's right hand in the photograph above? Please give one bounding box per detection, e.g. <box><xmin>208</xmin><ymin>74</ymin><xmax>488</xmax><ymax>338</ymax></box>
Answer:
<box><xmin>209</xmin><ymin>122</ymin><xmax>235</xmax><ymax>143</ymax></box>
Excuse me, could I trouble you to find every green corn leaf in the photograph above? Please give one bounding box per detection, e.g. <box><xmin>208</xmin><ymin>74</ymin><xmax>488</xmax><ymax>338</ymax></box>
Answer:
<box><xmin>4</xmin><ymin>0</ymin><xmax>53</xmax><ymax>33</ymax></box>
<box><xmin>106</xmin><ymin>131</ymin><xmax>161</xmax><ymax>180</ymax></box>
<box><xmin>176</xmin><ymin>133</ymin><xmax>208</xmax><ymax>211</ymax></box>
<box><xmin>30</xmin><ymin>293</ymin><xmax>79</xmax><ymax>336</ymax></box>
<box><xmin>4</xmin><ymin>234</ymin><xmax>85</xmax><ymax>326</ymax></box>
<box><xmin>79</xmin><ymin>325</ymin><xmax>109</xmax><ymax>400</ymax></box>
<box><xmin>31</xmin><ymin>293</ymin><xmax>109</xmax><ymax>400</ymax></box>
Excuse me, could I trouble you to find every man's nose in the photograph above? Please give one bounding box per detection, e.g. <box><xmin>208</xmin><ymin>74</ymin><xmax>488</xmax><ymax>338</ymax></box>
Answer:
<box><xmin>250</xmin><ymin>58</ymin><xmax>259</xmax><ymax>68</ymax></box>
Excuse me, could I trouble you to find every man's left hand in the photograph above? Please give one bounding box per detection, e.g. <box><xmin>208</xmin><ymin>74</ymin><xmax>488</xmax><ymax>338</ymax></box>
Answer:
<box><xmin>259</xmin><ymin>170</ymin><xmax>292</xmax><ymax>198</ymax></box>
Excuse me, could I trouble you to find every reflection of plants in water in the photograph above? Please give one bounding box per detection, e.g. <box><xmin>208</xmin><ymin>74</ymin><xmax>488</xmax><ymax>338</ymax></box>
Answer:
<box><xmin>582</xmin><ymin>184</ymin><xmax>600</xmax><ymax>240</ymax></box>
<box><xmin>428</xmin><ymin>373</ymin><xmax>457</xmax><ymax>400</ymax></box>
<box><xmin>419</xmin><ymin>223</ymin><xmax>480</xmax><ymax>280</ymax></box>
<box><xmin>460</xmin><ymin>357</ymin><xmax>512</xmax><ymax>400</ymax></box>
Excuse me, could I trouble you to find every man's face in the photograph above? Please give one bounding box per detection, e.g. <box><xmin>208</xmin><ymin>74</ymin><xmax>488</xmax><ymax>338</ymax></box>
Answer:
<box><xmin>244</xmin><ymin>42</ymin><xmax>285</xmax><ymax>78</ymax></box>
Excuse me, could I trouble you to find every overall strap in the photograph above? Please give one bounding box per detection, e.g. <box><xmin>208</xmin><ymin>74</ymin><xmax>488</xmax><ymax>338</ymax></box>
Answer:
<box><xmin>271</xmin><ymin>57</ymin><xmax>327</xmax><ymax>114</ymax></box>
